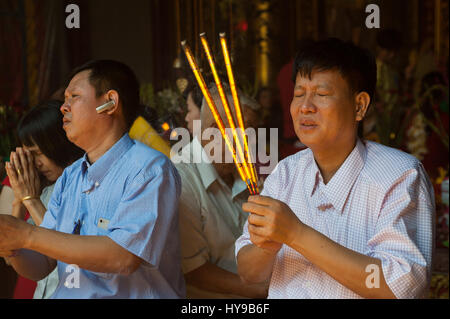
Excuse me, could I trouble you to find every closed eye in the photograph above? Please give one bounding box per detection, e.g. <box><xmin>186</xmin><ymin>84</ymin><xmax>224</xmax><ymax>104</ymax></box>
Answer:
<box><xmin>64</xmin><ymin>94</ymin><xmax>77</xmax><ymax>103</ymax></box>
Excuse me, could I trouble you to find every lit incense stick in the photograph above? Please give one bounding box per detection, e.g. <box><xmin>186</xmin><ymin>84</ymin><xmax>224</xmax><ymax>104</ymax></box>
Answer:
<box><xmin>219</xmin><ymin>33</ymin><xmax>259</xmax><ymax>193</ymax></box>
<box><xmin>199</xmin><ymin>33</ymin><xmax>257</xmax><ymax>194</ymax></box>
<box><xmin>181</xmin><ymin>40</ymin><xmax>255</xmax><ymax>194</ymax></box>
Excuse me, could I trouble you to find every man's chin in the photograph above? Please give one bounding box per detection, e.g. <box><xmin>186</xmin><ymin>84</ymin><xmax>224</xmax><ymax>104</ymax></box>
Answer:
<box><xmin>65</xmin><ymin>131</ymin><xmax>78</xmax><ymax>145</ymax></box>
<box><xmin>296</xmin><ymin>131</ymin><xmax>318</xmax><ymax>147</ymax></box>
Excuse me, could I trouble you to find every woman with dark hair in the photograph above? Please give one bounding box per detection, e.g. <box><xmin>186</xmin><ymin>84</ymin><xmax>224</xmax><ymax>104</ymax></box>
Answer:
<box><xmin>183</xmin><ymin>84</ymin><xmax>202</xmax><ymax>134</ymax></box>
<box><xmin>1</xmin><ymin>100</ymin><xmax>83</xmax><ymax>298</ymax></box>
<box><xmin>4</xmin><ymin>100</ymin><xmax>83</xmax><ymax>224</ymax></box>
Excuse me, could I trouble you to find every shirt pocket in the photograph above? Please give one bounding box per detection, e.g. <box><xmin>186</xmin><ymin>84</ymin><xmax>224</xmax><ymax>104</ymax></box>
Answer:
<box><xmin>92</xmin><ymin>216</ymin><xmax>112</xmax><ymax>236</ymax></box>
<box><xmin>91</xmin><ymin>189</ymin><xmax>121</xmax><ymax>236</ymax></box>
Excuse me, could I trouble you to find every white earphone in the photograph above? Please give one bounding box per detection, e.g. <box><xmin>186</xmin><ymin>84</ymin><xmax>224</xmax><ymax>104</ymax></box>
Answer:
<box><xmin>96</xmin><ymin>100</ymin><xmax>115</xmax><ymax>114</ymax></box>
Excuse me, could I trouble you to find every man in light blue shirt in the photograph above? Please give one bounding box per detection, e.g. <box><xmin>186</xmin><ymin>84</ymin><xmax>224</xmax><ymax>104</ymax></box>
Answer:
<box><xmin>0</xmin><ymin>60</ymin><xmax>185</xmax><ymax>298</ymax></box>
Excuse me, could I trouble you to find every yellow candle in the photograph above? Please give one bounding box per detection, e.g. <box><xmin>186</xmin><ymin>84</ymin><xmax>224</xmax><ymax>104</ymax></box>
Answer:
<box><xmin>181</xmin><ymin>40</ymin><xmax>255</xmax><ymax>194</ymax></box>
<box><xmin>200</xmin><ymin>33</ymin><xmax>256</xmax><ymax>193</ymax></box>
<box><xmin>220</xmin><ymin>33</ymin><xmax>259</xmax><ymax>193</ymax></box>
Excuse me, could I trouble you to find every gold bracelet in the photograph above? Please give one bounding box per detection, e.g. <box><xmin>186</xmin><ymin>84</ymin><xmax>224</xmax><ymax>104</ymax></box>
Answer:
<box><xmin>21</xmin><ymin>195</ymin><xmax>38</xmax><ymax>202</ymax></box>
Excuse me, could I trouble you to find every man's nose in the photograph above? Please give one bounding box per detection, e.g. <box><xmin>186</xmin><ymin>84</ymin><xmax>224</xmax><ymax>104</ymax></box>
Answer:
<box><xmin>300</xmin><ymin>94</ymin><xmax>316</xmax><ymax>113</ymax></box>
<box><xmin>60</xmin><ymin>101</ymin><xmax>70</xmax><ymax>115</ymax></box>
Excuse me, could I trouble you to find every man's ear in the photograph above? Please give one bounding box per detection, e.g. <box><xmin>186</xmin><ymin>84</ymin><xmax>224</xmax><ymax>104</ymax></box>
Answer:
<box><xmin>105</xmin><ymin>90</ymin><xmax>120</xmax><ymax>115</ymax></box>
<box><xmin>355</xmin><ymin>92</ymin><xmax>370</xmax><ymax>122</ymax></box>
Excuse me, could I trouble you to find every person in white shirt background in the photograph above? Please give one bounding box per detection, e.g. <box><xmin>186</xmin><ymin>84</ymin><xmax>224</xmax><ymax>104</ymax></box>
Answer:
<box><xmin>236</xmin><ymin>38</ymin><xmax>435</xmax><ymax>299</ymax></box>
<box><xmin>174</xmin><ymin>84</ymin><xmax>267</xmax><ymax>298</ymax></box>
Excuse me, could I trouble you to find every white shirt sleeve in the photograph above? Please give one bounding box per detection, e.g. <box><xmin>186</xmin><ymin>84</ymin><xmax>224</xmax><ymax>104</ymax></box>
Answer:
<box><xmin>176</xmin><ymin>164</ymin><xmax>211</xmax><ymax>274</ymax></box>
<box><xmin>40</xmin><ymin>171</ymin><xmax>66</xmax><ymax>231</ymax></box>
<box><xmin>365</xmin><ymin>163</ymin><xmax>435</xmax><ymax>299</ymax></box>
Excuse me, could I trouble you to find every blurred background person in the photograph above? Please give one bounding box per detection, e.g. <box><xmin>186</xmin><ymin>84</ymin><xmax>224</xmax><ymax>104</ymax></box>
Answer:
<box><xmin>1</xmin><ymin>100</ymin><xmax>83</xmax><ymax>299</ymax></box>
<box><xmin>183</xmin><ymin>83</ymin><xmax>202</xmax><ymax>135</ymax></box>
<box><xmin>174</xmin><ymin>84</ymin><xmax>268</xmax><ymax>299</ymax></box>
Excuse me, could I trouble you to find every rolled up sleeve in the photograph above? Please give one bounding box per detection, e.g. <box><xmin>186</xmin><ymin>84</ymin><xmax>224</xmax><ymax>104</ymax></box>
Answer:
<box><xmin>366</xmin><ymin>166</ymin><xmax>435</xmax><ymax>299</ymax></box>
<box><xmin>176</xmin><ymin>165</ymin><xmax>210</xmax><ymax>274</ymax></box>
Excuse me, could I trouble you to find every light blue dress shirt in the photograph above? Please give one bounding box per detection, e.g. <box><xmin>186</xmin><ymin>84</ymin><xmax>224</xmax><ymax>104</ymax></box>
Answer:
<box><xmin>39</xmin><ymin>133</ymin><xmax>185</xmax><ymax>298</ymax></box>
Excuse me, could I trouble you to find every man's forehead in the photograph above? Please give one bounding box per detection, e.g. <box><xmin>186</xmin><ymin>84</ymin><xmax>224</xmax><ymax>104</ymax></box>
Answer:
<box><xmin>66</xmin><ymin>70</ymin><xmax>91</xmax><ymax>91</ymax></box>
<box><xmin>295</xmin><ymin>69</ymin><xmax>342</xmax><ymax>87</ymax></box>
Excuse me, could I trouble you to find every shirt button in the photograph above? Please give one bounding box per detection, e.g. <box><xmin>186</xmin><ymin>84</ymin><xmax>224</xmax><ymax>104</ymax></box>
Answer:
<box><xmin>95</xmin><ymin>182</ymin><xmax>99</xmax><ymax>187</ymax></box>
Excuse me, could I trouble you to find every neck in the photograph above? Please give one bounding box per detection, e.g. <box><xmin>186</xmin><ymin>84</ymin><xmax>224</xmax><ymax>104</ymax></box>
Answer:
<box><xmin>85</xmin><ymin>128</ymin><xmax>126</xmax><ymax>164</ymax></box>
<box><xmin>312</xmin><ymin>138</ymin><xmax>357</xmax><ymax>184</ymax></box>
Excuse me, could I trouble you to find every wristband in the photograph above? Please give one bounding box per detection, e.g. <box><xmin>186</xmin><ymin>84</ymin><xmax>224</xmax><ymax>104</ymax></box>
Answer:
<box><xmin>21</xmin><ymin>195</ymin><xmax>38</xmax><ymax>202</ymax></box>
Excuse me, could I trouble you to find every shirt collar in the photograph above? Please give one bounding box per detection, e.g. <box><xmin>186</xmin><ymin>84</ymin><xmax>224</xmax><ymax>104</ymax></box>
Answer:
<box><xmin>81</xmin><ymin>133</ymin><xmax>134</xmax><ymax>186</ymax></box>
<box><xmin>192</xmin><ymin>137</ymin><xmax>248</xmax><ymax>200</ymax></box>
<box><xmin>231</xmin><ymin>178</ymin><xmax>248</xmax><ymax>200</ymax></box>
<box><xmin>310</xmin><ymin>139</ymin><xmax>367</xmax><ymax>214</ymax></box>
<box><xmin>304</xmin><ymin>148</ymin><xmax>319</xmax><ymax>198</ymax></box>
<box><xmin>192</xmin><ymin>136</ymin><xmax>218</xmax><ymax>190</ymax></box>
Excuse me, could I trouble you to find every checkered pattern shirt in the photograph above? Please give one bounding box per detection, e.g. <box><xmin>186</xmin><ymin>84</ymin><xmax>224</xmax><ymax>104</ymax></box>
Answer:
<box><xmin>235</xmin><ymin>139</ymin><xmax>435</xmax><ymax>299</ymax></box>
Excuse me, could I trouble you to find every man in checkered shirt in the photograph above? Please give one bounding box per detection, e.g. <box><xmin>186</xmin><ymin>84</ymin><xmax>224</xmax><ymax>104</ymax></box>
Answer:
<box><xmin>235</xmin><ymin>38</ymin><xmax>435</xmax><ymax>299</ymax></box>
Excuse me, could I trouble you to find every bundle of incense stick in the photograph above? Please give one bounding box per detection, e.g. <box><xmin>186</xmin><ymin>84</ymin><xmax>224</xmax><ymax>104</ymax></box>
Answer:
<box><xmin>181</xmin><ymin>33</ymin><xmax>259</xmax><ymax>195</ymax></box>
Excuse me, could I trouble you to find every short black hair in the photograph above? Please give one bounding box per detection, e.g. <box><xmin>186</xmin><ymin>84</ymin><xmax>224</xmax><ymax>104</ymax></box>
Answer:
<box><xmin>17</xmin><ymin>100</ymin><xmax>84</xmax><ymax>168</ymax></box>
<box><xmin>68</xmin><ymin>60</ymin><xmax>140</xmax><ymax>129</ymax></box>
<box><xmin>292</xmin><ymin>38</ymin><xmax>377</xmax><ymax>102</ymax></box>
<box><xmin>183</xmin><ymin>83</ymin><xmax>203</xmax><ymax>108</ymax></box>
